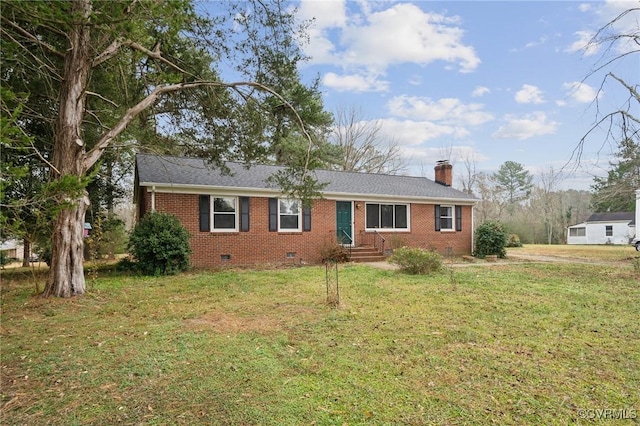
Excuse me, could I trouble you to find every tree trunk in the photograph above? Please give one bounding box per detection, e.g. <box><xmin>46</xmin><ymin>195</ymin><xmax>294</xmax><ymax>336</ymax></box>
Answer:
<box><xmin>43</xmin><ymin>197</ymin><xmax>89</xmax><ymax>297</ymax></box>
<box><xmin>43</xmin><ymin>0</ymin><xmax>92</xmax><ymax>297</ymax></box>
<box><xmin>22</xmin><ymin>238</ymin><xmax>30</xmax><ymax>267</ymax></box>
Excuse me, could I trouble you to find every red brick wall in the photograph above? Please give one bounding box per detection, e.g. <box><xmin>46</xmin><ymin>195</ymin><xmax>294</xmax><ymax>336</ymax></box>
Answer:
<box><xmin>141</xmin><ymin>190</ymin><xmax>473</xmax><ymax>268</ymax></box>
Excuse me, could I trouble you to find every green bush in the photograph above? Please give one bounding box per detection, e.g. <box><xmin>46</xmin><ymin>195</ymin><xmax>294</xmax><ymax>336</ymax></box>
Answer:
<box><xmin>389</xmin><ymin>246</ymin><xmax>442</xmax><ymax>274</ymax></box>
<box><xmin>127</xmin><ymin>211</ymin><xmax>191</xmax><ymax>275</ymax></box>
<box><xmin>506</xmin><ymin>234</ymin><xmax>523</xmax><ymax>247</ymax></box>
<box><xmin>474</xmin><ymin>221</ymin><xmax>508</xmax><ymax>258</ymax></box>
<box><xmin>0</xmin><ymin>251</ymin><xmax>10</xmax><ymax>267</ymax></box>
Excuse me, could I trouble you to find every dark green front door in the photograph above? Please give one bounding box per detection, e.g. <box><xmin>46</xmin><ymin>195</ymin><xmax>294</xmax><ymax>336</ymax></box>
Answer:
<box><xmin>336</xmin><ymin>201</ymin><xmax>353</xmax><ymax>245</ymax></box>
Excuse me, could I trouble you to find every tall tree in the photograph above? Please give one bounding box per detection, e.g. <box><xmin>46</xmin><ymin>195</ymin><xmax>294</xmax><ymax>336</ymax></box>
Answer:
<box><xmin>529</xmin><ymin>166</ymin><xmax>565</xmax><ymax>244</ymax></box>
<box><xmin>491</xmin><ymin>161</ymin><xmax>534</xmax><ymax>205</ymax></box>
<box><xmin>591</xmin><ymin>137</ymin><xmax>640</xmax><ymax>212</ymax></box>
<box><xmin>1</xmin><ymin>0</ymin><xmax>324</xmax><ymax>297</ymax></box>
<box><xmin>331</xmin><ymin>106</ymin><xmax>406</xmax><ymax>174</ymax></box>
<box><xmin>458</xmin><ymin>151</ymin><xmax>479</xmax><ymax>195</ymax></box>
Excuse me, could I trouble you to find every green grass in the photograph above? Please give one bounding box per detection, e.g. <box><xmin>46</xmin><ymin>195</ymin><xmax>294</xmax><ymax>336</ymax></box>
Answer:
<box><xmin>507</xmin><ymin>243</ymin><xmax>637</xmax><ymax>262</ymax></box>
<box><xmin>1</xmin><ymin>250</ymin><xmax>639</xmax><ymax>425</ymax></box>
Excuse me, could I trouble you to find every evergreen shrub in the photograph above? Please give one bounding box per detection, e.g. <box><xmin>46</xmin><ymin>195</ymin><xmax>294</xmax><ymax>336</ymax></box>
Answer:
<box><xmin>128</xmin><ymin>211</ymin><xmax>191</xmax><ymax>275</ymax></box>
<box><xmin>474</xmin><ymin>221</ymin><xmax>508</xmax><ymax>258</ymax></box>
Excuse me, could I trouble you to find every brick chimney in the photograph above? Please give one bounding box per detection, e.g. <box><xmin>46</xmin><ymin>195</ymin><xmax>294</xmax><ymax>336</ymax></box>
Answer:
<box><xmin>434</xmin><ymin>160</ymin><xmax>452</xmax><ymax>186</ymax></box>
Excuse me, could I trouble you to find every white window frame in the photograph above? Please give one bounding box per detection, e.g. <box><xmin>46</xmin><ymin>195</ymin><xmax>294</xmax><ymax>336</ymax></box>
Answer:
<box><xmin>439</xmin><ymin>205</ymin><xmax>455</xmax><ymax>231</ymax></box>
<box><xmin>570</xmin><ymin>227</ymin><xmax>586</xmax><ymax>237</ymax></box>
<box><xmin>211</xmin><ymin>196</ymin><xmax>238</xmax><ymax>232</ymax></box>
<box><xmin>605</xmin><ymin>225</ymin><xmax>613</xmax><ymax>237</ymax></box>
<box><xmin>278</xmin><ymin>198</ymin><xmax>301</xmax><ymax>232</ymax></box>
<box><xmin>364</xmin><ymin>202</ymin><xmax>410</xmax><ymax>232</ymax></box>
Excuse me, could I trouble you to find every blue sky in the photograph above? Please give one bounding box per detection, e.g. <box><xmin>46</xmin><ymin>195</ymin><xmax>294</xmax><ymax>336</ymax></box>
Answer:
<box><xmin>291</xmin><ymin>0</ymin><xmax>639</xmax><ymax>190</ymax></box>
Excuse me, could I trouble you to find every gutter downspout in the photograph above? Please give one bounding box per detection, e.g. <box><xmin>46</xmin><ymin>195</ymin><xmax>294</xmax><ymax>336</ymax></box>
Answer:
<box><xmin>151</xmin><ymin>186</ymin><xmax>156</xmax><ymax>212</ymax></box>
<box><xmin>471</xmin><ymin>204</ymin><xmax>475</xmax><ymax>255</ymax></box>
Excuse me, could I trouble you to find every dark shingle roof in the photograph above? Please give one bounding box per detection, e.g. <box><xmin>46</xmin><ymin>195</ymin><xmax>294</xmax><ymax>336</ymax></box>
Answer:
<box><xmin>136</xmin><ymin>154</ymin><xmax>477</xmax><ymax>202</ymax></box>
<box><xmin>586</xmin><ymin>212</ymin><xmax>634</xmax><ymax>223</ymax></box>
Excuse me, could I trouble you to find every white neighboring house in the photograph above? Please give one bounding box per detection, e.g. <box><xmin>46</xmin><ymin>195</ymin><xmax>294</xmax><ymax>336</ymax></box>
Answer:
<box><xmin>1</xmin><ymin>239</ymin><xmax>25</xmax><ymax>260</ymax></box>
<box><xmin>567</xmin><ymin>189</ymin><xmax>639</xmax><ymax>245</ymax></box>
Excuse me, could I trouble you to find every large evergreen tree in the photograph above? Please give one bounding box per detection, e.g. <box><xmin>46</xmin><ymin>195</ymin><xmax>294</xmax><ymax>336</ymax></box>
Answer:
<box><xmin>491</xmin><ymin>161</ymin><xmax>534</xmax><ymax>205</ymax></box>
<box><xmin>591</xmin><ymin>138</ymin><xmax>640</xmax><ymax>212</ymax></box>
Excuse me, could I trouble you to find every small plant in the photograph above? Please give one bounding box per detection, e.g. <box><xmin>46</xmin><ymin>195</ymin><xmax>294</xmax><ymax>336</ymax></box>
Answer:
<box><xmin>506</xmin><ymin>233</ymin><xmax>523</xmax><ymax>247</ymax></box>
<box><xmin>389</xmin><ymin>246</ymin><xmax>442</xmax><ymax>274</ymax></box>
<box><xmin>128</xmin><ymin>211</ymin><xmax>191</xmax><ymax>275</ymax></box>
<box><xmin>318</xmin><ymin>236</ymin><xmax>349</xmax><ymax>263</ymax></box>
<box><xmin>474</xmin><ymin>221</ymin><xmax>508</xmax><ymax>259</ymax></box>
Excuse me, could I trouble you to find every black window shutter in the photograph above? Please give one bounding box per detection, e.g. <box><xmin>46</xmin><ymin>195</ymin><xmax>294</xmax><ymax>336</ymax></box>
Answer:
<box><xmin>456</xmin><ymin>205</ymin><xmax>462</xmax><ymax>231</ymax></box>
<box><xmin>240</xmin><ymin>197</ymin><xmax>250</xmax><ymax>232</ymax></box>
<box><xmin>269</xmin><ymin>198</ymin><xmax>278</xmax><ymax>232</ymax></box>
<box><xmin>434</xmin><ymin>205</ymin><xmax>441</xmax><ymax>231</ymax></box>
<box><xmin>199</xmin><ymin>195</ymin><xmax>210</xmax><ymax>232</ymax></box>
<box><xmin>303</xmin><ymin>206</ymin><xmax>311</xmax><ymax>231</ymax></box>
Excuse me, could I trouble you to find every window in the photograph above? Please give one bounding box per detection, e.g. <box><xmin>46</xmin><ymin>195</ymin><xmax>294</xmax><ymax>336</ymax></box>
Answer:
<box><xmin>569</xmin><ymin>227</ymin><xmax>586</xmax><ymax>237</ymax></box>
<box><xmin>213</xmin><ymin>197</ymin><xmax>237</xmax><ymax>230</ymax></box>
<box><xmin>269</xmin><ymin>198</ymin><xmax>311</xmax><ymax>232</ymax></box>
<box><xmin>439</xmin><ymin>205</ymin><xmax>454</xmax><ymax>231</ymax></box>
<box><xmin>435</xmin><ymin>205</ymin><xmax>462</xmax><ymax>232</ymax></box>
<box><xmin>605</xmin><ymin>225</ymin><xmax>613</xmax><ymax>237</ymax></box>
<box><xmin>365</xmin><ymin>203</ymin><xmax>409</xmax><ymax>230</ymax></box>
<box><xmin>279</xmin><ymin>199</ymin><xmax>301</xmax><ymax>231</ymax></box>
<box><xmin>199</xmin><ymin>195</ymin><xmax>243</xmax><ymax>232</ymax></box>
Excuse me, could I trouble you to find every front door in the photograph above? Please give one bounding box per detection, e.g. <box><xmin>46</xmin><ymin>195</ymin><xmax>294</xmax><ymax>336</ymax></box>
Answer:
<box><xmin>336</xmin><ymin>201</ymin><xmax>353</xmax><ymax>246</ymax></box>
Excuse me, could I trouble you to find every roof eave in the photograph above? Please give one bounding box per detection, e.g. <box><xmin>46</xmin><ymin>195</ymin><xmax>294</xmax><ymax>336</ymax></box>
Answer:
<box><xmin>139</xmin><ymin>182</ymin><xmax>478</xmax><ymax>204</ymax></box>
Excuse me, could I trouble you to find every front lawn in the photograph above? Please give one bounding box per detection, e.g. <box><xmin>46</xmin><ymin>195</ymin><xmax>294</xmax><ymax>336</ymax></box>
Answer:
<box><xmin>1</xmin><ymin>257</ymin><xmax>638</xmax><ymax>425</ymax></box>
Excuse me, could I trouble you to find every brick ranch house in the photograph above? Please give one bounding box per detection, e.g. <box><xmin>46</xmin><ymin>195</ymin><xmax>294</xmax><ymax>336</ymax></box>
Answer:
<box><xmin>134</xmin><ymin>154</ymin><xmax>478</xmax><ymax>268</ymax></box>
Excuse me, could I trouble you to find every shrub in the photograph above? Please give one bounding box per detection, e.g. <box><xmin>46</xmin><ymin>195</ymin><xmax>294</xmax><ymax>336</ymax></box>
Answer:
<box><xmin>506</xmin><ymin>234</ymin><xmax>523</xmax><ymax>247</ymax></box>
<box><xmin>474</xmin><ymin>221</ymin><xmax>508</xmax><ymax>258</ymax></box>
<box><xmin>389</xmin><ymin>246</ymin><xmax>442</xmax><ymax>274</ymax></box>
<box><xmin>0</xmin><ymin>251</ymin><xmax>10</xmax><ymax>267</ymax></box>
<box><xmin>128</xmin><ymin>211</ymin><xmax>191</xmax><ymax>275</ymax></box>
<box><xmin>318</xmin><ymin>237</ymin><xmax>349</xmax><ymax>263</ymax></box>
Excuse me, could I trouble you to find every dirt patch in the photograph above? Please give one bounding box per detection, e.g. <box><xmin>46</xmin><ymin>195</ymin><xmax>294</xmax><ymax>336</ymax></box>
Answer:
<box><xmin>184</xmin><ymin>304</ymin><xmax>319</xmax><ymax>335</ymax></box>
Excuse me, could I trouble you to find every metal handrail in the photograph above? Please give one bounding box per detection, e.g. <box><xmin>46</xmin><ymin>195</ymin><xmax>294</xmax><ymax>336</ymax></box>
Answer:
<box><xmin>340</xmin><ymin>230</ymin><xmax>353</xmax><ymax>258</ymax></box>
<box><xmin>371</xmin><ymin>229</ymin><xmax>386</xmax><ymax>255</ymax></box>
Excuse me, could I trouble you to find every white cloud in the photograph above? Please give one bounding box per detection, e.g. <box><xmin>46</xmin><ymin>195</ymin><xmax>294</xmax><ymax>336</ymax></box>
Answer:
<box><xmin>298</xmin><ymin>1</ymin><xmax>480</xmax><ymax>78</ymax></box>
<box><xmin>567</xmin><ymin>2</ymin><xmax>638</xmax><ymax>57</ymax></box>
<box><xmin>515</xmin><ymin>84</ymin><xmax>545</xmax><ymax>104</ymax></box>
<box><xmin>562</xmin><ymin>81</ymin><xmax>600</xmax><ymax>103</ymax></box>
<box><xmin>322</xmin><ymin>72</ymin><xmax>389</xmax><ymax>92</ymax></box>
<box><xmin>566</xmin><ymin>30</ymin><xmax>598</xmax><ymax>56</ymax></box>
<box><xmin>297</xmin><ymin>0</ymin><xmax>346</xmax><ymax>28</ymax></box>
<box><xmin>596</xmin><ymin>1</ymin><xmax>640</xmax><ymax>55</ymax></box>
<box><xmin>578</xmin><ymin>3</ymin><xmax>592</xmax><ymax>12</ymax></box>
<box><xmin>377</xmin><ymin>118</ymin><xmax>468</xmax><ymax>146</ymax></box>
<box><xmin>472</xmin><ymin>86</ymin><xmax>490</xmax><ymax>97</ymax></box>
<box><xmin>492</xmin><ymin>112</ymin><xmax>559</xmax><ymax>140</ymax></box>
<box><xmin>525</xmin><ymin>36</ymin><xmax>549</xmax><ymax>49</ymax></box>
<box><xmin>387</xmin><ymin>95</ymin><xmax>494</xmax><ymax>126</ymax></box>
